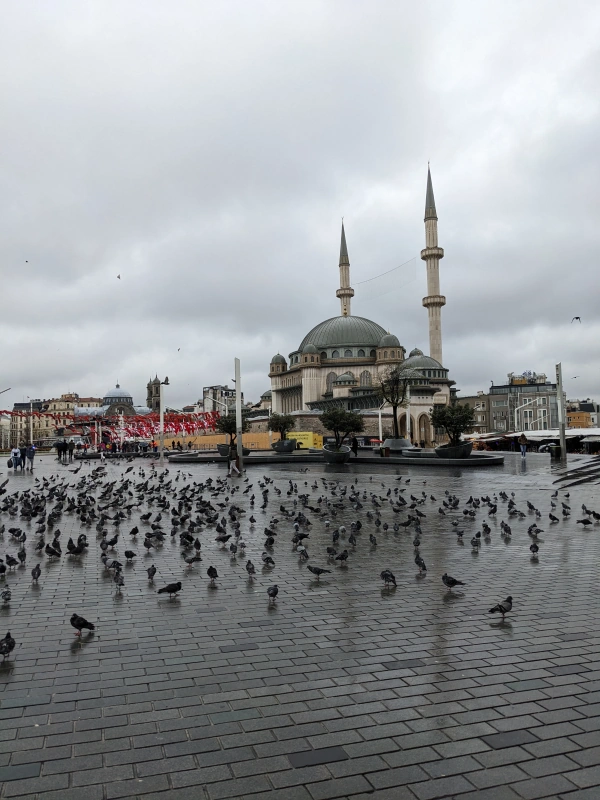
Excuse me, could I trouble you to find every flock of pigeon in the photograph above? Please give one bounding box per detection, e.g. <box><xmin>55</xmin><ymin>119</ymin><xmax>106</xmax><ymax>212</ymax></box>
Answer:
<box><xmin>0</xmin><ymin>458</ymin><xmax>594</xmax><ymax>661</ymax></box>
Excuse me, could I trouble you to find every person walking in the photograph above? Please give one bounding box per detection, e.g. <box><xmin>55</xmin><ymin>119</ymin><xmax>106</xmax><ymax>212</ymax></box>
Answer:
<box><xmin>26</xmin><ymin>443</ymin><xmax>36</xmax><ymax>471</ymax></box>
<box><xmin>350</xmin><ymin>436</ymin><xmax>359</xmax><ymax>457</ymax></box>
<box><xmin>10</xmin><ymin>445</ymin><xmax>21</xmax><ymax>470</ymax></box>
<box><xmin>67</xmin><ymin>440</ymin><xmax>75</xmax><ymax>462</ymax></box>
<box><xmin>19</xmin><ymin>443</ymin><xmax>27</xmax><ymax>471</ymax></box>
<box><xmin>228</xmin><ymin>445</ymin><xmax>241</xmax><ymax>477</ymax></box>
<box><xmin>518</xmin><ymin>433</ymin><xmax>528</xmax><ymax>458</ymax></box>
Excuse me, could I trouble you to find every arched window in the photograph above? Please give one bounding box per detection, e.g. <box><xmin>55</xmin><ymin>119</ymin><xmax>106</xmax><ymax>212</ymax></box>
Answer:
<box><xmin>370</xmin><ymin>349</ymin><xmax>376</xmax><ymax>358</ymax></box>
<box><xmin>310</xmin><ymin>356</ymin><xmax>314</xmax><ymax>362</ymax></box>
<box><xmin>320</xmin><ymin>352</ymin><xmax>326</xmax><ymax>360</ymax></box>
<box><xmin>390</xmin><ymin>350</ymin><xmax>395</xmax><ymax>358</ymax></box>
<box><xmin>360</xmin><ymin>370</ymin><xmax>371</xmax><ymax>387</ymax></box>
<box><xmin>326</xmin><ymin>372</ymin><xmax>337</xmax><ymax>393</ymax></box>
<box><xmin>332</xmin><ymin>350</ymin><xmax>340</xmax><ymax>358</ymax></box>
<box><xmin>384</xmin><ymin>351</ymin><xmax>388</xmax><ymax>359</ymax></box>
<box><xmin>358</xmin><ymin>349</ymin><xmax>365</xmax><ymax>357</ymax></box>
<box><xmin>344</xmin><ymin>349</ymin><xmax>352</xmax><ymax>358</ymax></box>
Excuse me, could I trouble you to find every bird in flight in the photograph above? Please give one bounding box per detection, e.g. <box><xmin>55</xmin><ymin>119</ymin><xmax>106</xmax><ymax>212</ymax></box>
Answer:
<box><xmin>572</xmin><ymin>376</ymin><xmax>580</xmax><ymax>379</ymax></box>
<box><xmin>117</xmin><ymin>274</ymin><xmax>121</xmax><ymax>280</ymax></box>
<box><xmin>571</xmin><ymin>316</ymin><xmax>581</xmax><ymax>322</ymax></box>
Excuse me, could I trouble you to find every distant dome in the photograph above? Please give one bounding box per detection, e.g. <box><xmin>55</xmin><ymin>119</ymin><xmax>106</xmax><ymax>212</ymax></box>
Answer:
<box><xmin>261</xmin><ymin>390</ymin><xmax>272</xmax><ymax>398</ymax></box>
<box><xmin>379</xmin><ymin>333</ymin><xmax>401</xmax><ymax>347</ymax></box>
<box><xmin>334</xmin><ymin>372</ymin><xmax>357</xmax><ymax>383</ymax></box>
<box><xmin>302</xmin><ymin>343</ymin><xmax>318</xmax><ymax>354</ymax></box>
<box><xmin>104</xmin><ymin>383</ymin><xmax>133</xmax><ymax>400</ymax></box>
<box><xmin>403</xmin><ymin>351</ymin><xmax>445</xmax><ymax>370</ymax></box>
<box><xmin>299</xmin><ymin>316</ymin><xmax>388</xmax><ymax>350</ymax></box>
<box><xmin>271</xmin><ymin>353</ymin><xmax>286</xmax><ymax>364</ymax></box>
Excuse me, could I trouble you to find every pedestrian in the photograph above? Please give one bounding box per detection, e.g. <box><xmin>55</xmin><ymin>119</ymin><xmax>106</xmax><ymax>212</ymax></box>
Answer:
<box><xmin>26</xmin><ymin>443</ymin><xmax>36</xmax><ymax>471</ymax></box>
<box><xmin>19</xmin><ymin>443</ymin><xmax>27</xmax><ymax>471</ymax></box>
<box><xmin>350</xmin><ymin>436</ymin><xmax>359</xmax><ymax>457</ymax></box>
<box><xmin>83</xmin><ymin>443</ymin><xmax>88</xmax><ymax>455</ymax></box>
<box><xmin>228</xmin><ymin>445</ymin><xmax>241</xmax><ymax>477</ymax></box>
<box><xmin>188</xmin><ymin>441</ymin><xmax>192</xmax><ymax>450</ymax></box>
<box><xmin>67</xmin><ymin>440</ymin><xmax>75</xmax><ymax>462</ymax></box>
<box><xmin>518</xmin><ymin>433</ymin><xmax>528</xmax><ymax>458</ymax></box>
<box><xmin>420</xmin><ymin>440</ymin><xmax>425</xmax><ymax>449</ymax></box>
<box><xmin>100</xmin><ymin>450</ymin><xmax>106</xmax><ymax>463</ymax></box>
<box><xmin>76</xmin><ymin>442</ymin><xmax>82</xmax><ymax>453</ymax></box>
<box><xmin>10</xmin><ymin>445</ymin><xmax>21</xmax><ymax>470</ymax></box>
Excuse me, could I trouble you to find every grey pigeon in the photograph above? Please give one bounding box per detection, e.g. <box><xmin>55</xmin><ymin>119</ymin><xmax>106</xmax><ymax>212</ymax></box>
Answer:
<box><xmin>442</xmin><ymin>573</ymin><xmax>464</xmax><ymax>590</ymax></box>
<box><xmin>489</xmin><ymin>596</ymin><xmax>513</xmax><ymax>618</ymax></box>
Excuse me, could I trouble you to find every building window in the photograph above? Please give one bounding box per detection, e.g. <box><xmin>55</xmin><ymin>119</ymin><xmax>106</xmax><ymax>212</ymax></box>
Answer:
<box><xmin>321</xmin><ymin>352</ymin><xmax>326</xmax><ymax>360</ymax></box>
<box><xmin>370</xmin><ymin>349</ymin><xmax>376</xmax><ymax>358</ymax></box>
<box><xmin>384</xmin><ymin>351</ymin><xmax>388</xmax><ymax>359</ymax></box>
<box><xmin>344</xmin><ymin>349</ymin><xmax>352</xmax><ymax>358</ymax></box>
<box><xmin>358</xmin><ymin>349</ymin><xmax>365</xmax><ymax>357</ymax></box>
<box><xmin>310</xmin><ymin>356</ymin><xmax>314</xmax><ymax>362</ymax></box>
<box><xmin>326</xmin><ymin>372</ymin><xmax>337</xmax><ymax>393</ymax></box>
<box><xmin>332</xmin><ymin>350</ymin><xmax>339</xmax><ymax>358</ymax></box>
<box><xmin>492</xmin><ymin>400</ymin><xmax>507</xmax><ymax>407</ymax></box>
<box><xmin>359</xmin><ymin>371</ymin><xmax>371</xmax><ymax>387</ymax></box>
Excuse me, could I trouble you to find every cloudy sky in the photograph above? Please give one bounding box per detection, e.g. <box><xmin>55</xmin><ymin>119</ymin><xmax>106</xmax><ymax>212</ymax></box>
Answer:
<box><xmin>1</xmin><ymin>0</ymin><xmax>599</xmax><ymax>411</ymax></box>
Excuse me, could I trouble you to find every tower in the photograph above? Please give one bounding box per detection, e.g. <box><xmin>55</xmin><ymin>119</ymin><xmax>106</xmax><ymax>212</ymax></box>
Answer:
<box><xmin>420</xmin><ymin>166</ymin><xmax>446</xmax><ymax>364</ymax></box>
<box><xmin>335</xmin><ymin>222</ymin><xmax>354</xmax><ymax>316</ymax></box>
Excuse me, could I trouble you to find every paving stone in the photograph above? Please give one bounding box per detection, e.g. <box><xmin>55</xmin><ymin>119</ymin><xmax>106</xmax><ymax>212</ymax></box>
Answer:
<box><xmin>288</xmin><ymin>746</ymin><xmax>348</xmax><ymax>768</ymax></box>
<box><xmin>509</xmin><ymin>774</ymin><xmax>578</xmax><ymax>798</ymax></box>
<box><xmin>481</xmin><ymin>729</ymin><xmax>540</xmax><ymax>749</ymax></box>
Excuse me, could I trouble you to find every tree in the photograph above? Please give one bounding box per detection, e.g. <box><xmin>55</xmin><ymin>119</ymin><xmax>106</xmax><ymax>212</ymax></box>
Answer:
<box><xmin>319</xmin><ymin>408</ymin><xmax>364</xmax><ymax>449</ymax></box>
<box><xmin>267</xmin><ymin>413</ymin><xmax>296</xmax><ymax>441</ymax></box>
<box><xmin>430</xmin><ymin>402</ymin><xmax>475</xmax><ymax>447</ymax></box>
<box><xmin>376</xmin><ymin>366</ymin><xmax>413</xmax><ymax>439</ymax></box>
<box><xmin>214</xmin><ymin>413</ymin><xmax>251</xmax><ymax>446</ymax></box>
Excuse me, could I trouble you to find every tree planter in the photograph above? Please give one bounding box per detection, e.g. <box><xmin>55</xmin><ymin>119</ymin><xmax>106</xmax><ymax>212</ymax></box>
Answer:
<box><xmin>216</xmin><ymin>444</ymin><xmax>230</xmax><ymax>457</ymax></box>
<box><xmin>435</xmin><ymin>442</ymin><xmax>473</xmax><ymax>459</ymax></box>
<box><xmin>217</xmin><ymin>444</ymin><xmax>250</xmax><ymax>457</ymax></box>
<box><xmin>272</xmin><ymin>439</ymin><xmax>296</xmax><ymax>453</ymax></box>
<box><xmin>323</xmin><ymin>444</ymin><xmax>351</xmax><ymax>464</ymax></box>
<box><xmin>383</xmin><ymin>438</ymin><xmax>412</xmax><ymax>452</ymax></box>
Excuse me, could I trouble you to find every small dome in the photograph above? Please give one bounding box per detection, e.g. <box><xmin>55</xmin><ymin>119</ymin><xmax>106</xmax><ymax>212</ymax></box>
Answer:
<box><xmin>334</xmin><ymin>372</ymin><xmax>357</xmax><ymax>383</ymax></box>
<box><xmin>104</xmin><ymin>383</ymin><xmax>133</xmax><ymax>400</ymax></box>
<box><xmin>302</xmin><ymin>343</ymin><xmax>318</xmax><ymax>354</ymax></box>
<box><xmin>261</xmin><ymin>390</ymin><xmax>272</xmax><ymax>398</ymax></box>
<box><xmin>379</xmin><ymin>333</ymin><xmax>401</xmax><ymax>347</ymax></box>
<box><xmin>409</xmin><ymin>347</ymin><xmax>424</xmax><ymax>358</ymax></box>
<box><xmin>271</xmin><ymin>353</ymin><xmax>286</xmax><ymax>364</ymax></box>
<box><xmin>403</xmin><ymin>352</ymin><xmax>445</xmax><ymax>370</ymax></box>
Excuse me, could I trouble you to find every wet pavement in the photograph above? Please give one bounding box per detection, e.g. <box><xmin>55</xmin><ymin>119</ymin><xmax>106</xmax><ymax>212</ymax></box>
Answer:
<box><xmin>1</xmin><ymin>452</ymin><xmax>600</xmax><ymax>800</ymax></box>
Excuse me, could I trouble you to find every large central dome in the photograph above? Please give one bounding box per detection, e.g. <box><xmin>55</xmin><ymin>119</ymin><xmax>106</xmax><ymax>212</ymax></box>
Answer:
<box><xmin>299</xmin><ymin>316</ymin><xmax>388</xmax><ymax>350</ymax></box>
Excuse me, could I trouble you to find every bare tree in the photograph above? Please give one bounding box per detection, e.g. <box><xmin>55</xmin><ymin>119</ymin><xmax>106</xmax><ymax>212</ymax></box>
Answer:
<box><xmin>376</xmin><ymin>366</ymin><xmax>415</xmax><ymax>440</ymax></box>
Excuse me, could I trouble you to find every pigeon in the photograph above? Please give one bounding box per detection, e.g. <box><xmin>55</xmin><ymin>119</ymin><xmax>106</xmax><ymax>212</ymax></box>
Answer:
<box><xmin>207</xmin><ymin>566</ymin><xmax>218</xmax><ymax>585</ymax></box>
<box><xmin>246</xmin><ymin>560</ymin><xmax>256</xmax><ymax>577</ymax></box>
<box><xmin>124</xmin><ymin>550</ymin><xmax>137</xmax><ymax>561</ymax></box>
<box><xmin>1</xmin><ymin>588</ymin><xmax>10</xmax><ymax>604</ymax></box>
<box><xmin>31</xmin><ymin>564</ymin><xmax>41</xmax><ymax>583</ymax></box>
<box><xmin>380</xmin><ymin>569</ymin><xmax>396</xmax><ymax>587</ymax></box>
<box><xmin>157</xmin><ymin>581</ymin><xmax>182</xmax><ymax>598</ymax></box>
<box><xmin>442</xmin><ymin>573</ymin><xmax>464</xmax><ymax>590</ymax></box>
<box><xmin>307</xmin><ymin>565</ymin><xmax>331</xmax><ymax>580</ymax></box>
<box><xmin>146</xmin><ymin>565</ymin><xmax>156</xmax><ymax>581</ymax></box>
<box><xmin>369</xmin><ymin>534</ymin><xmax>377</xmax><ymax>546</ymax></box>
<box><xmin>415</xmin><ymin>555</ymin><xmax>427</xmax><ymax>574</ymax></box>
<box><xmin>489</xmin><ymin>596</ymin><xmax>513</xmax><ymax>619</ymax></box>
<box><xmin>529</xmin><ymin>543</ymin><xmax>539</xmax><ymax>556</ymax></box>
<box><xmin>0</xmin><ymin>632</ymin><xmax>15</xmax><ymax>661</ymax></box>
<box><xmin>267</xmin><ymin>585</ymin><xmax>278</xmax><ymax>603</ymax></box>
<box><xmin>577</xmin><ymin>519</ymin><xmax>592</xmax><ymax>527</ymax></box>
<box><xmin>70</xmin><ymin>614</ymin><xmax>95</xmax><ymax>636</ymax></box>
<box><xmin>335</xmin><ymin>549</ymin><xmax>349</xmax><ymax>564</ymax></box>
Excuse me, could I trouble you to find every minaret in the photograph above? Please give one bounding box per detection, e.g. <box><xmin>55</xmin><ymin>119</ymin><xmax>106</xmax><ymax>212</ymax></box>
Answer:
<box><xmin>420</xmin><ymin>166</ymin><xmax>446</xmax><ymax>364</ymax></box>
<box><xmin>336</xmin><ymin>221</ymin><xmax>354</xmax><ymax>316</ymax></box>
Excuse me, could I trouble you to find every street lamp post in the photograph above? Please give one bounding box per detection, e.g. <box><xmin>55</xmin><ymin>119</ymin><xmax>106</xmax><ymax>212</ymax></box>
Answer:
<box><xmin>235</xmin><ymin>358</ymin><xmax>244</xmax><ymax>475</ymax></box>
<box><xmin>159</xmin><ymin>377</ymin><xmax>169</xmax><ymax>465</ymax></box>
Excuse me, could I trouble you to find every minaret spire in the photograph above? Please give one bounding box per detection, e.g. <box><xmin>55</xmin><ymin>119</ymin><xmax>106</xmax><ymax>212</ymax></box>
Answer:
<box><xmin>420</xmin><ymin>166</ymin><xmax>446</xmax><ymax>364</ymax></box>
<box><xmin>336</xmin><ymin>220</ymin><xmax>354</xmax><ymax>316</ymax></box>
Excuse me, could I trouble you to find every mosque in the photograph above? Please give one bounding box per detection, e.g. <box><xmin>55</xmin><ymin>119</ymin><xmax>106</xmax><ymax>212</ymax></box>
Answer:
<box><xmin>73</xmin><ymin>384</ymin><xmax>152</xmax><ymax>418</ymax></box>
<box><xmin>266</xmin><ymin>168</ymin><xmax>455</xmax><ymax>443</ymax></box>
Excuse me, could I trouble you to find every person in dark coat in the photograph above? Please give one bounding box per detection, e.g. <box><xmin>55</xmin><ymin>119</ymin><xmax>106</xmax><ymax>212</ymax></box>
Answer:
<box><xmin>19</xmin><ymin>444</ymin><xmax>27</xmax><ymax>470</ymax></box>
<box><xmin>350</xmin><ymin>437</ymin><xmax>359</xmax><ymax>457</ymax></box>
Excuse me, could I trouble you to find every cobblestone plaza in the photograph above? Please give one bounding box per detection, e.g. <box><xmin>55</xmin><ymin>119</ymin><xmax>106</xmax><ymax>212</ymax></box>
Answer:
<box><xmin>1</xmin><ymin>454</ymin><xmax>600</xmax><ymax>800</ymax></box>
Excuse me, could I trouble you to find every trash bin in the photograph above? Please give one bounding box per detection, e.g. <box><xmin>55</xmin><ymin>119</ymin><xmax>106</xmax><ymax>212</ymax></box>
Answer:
<box><xmin>549</xmin><ymin>444</ymin><xmax>561</xmax><ymax>460</ymax></box>
<box><xmin>384</xmin><ymin>447</ymin><xmax>390</xmax><ymax>458</ymax></box>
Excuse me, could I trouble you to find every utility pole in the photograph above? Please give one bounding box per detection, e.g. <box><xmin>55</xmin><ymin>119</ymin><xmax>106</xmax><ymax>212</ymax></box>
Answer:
<box><xmin>556</xmin><ymin>363</ymin><xmax>567</xmax><ymax>462</ymax></box>
<box><xmin>235</xmin><ymin>358</ymin><xmax>243</xmax><ymax>475</ymax></box>
<box><xmin>159</xmin><ymin>377</ymin><xmax>169</xmax><ymax>466</ymax></box>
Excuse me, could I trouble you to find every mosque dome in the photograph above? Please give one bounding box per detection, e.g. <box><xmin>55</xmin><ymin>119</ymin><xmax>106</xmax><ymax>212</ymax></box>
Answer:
<box><xmin>378</xmin><ymin>333</ymin><xmax>401</xmax><ymax>347</ymax></box>
<box><xmin>299</xmin><ymin>316</ymin><xmax>388</xmax><ymax>350</ymax></box>
<box><xmin>403</xmin><ymin>350</ymin><xmax>445</xmax><ymax>370</ymax></box>
<box><xmin>271</xmin><ymin>353</ymin><xmax>286</xmax><ymax>364</ymax></box>
<box><xmin>334</xmin><ymin>372</ymin><xmax>358</xmax><ymax>384</ymax></box>
<box><xmin>104</xmin><ymin>383</ymin><xmax>133</xmax><ymax>400</ymax></box>
<box><xmin>302</xmin><ymin>343</ymin><xmax>318</xmax><ymax>354</ymax></box>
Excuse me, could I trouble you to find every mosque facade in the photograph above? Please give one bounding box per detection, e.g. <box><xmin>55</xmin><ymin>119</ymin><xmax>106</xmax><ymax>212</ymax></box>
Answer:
<box><xmin>73</xmin><ymin>384</ymin><xmax>152</xmax><ymax>418</ymax></box>
<box><xmin>267</xmin><ymin>168</ymin><xmax>455</xmax><ymax>442</ymax></box>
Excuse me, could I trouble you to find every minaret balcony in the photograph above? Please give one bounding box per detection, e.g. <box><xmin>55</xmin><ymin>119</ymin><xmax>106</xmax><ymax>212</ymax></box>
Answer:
<box><xmin>420</xmin><ymin>247</ymin><xmax>444</xmax><ymax>261</ymax></box>
<box><xmin>422</xmin><ymin>295</ymin><xmax>446</xmax><ymax>308</ymax></box>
